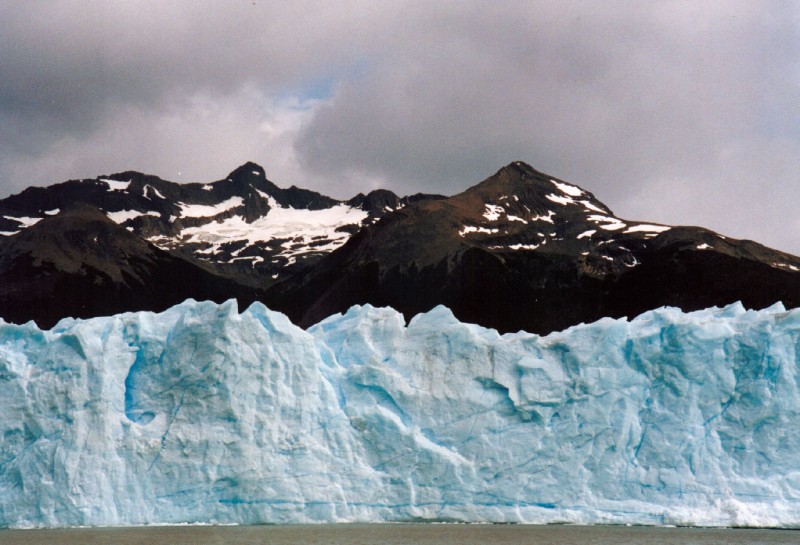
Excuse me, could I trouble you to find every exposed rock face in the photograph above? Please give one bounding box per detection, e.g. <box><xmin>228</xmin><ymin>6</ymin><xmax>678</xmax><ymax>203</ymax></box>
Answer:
<box><xmin>0</xmin><ymin>162</ymin><xmax>443</xmax><ymax>284</ymax></box>
<box><xmin>266</xmin><ymin>162</ymin><xmax>800</xmax><ymax>334</ymax></box>
<box><xmin>0</xmin><ymin>205</ymin><xmax>263</xmax><ymax>328</ymax></box>
<box><xmin>0</xmin><ymin>160</ymin><xmax>798</xmax><ymax>332</ymax></box>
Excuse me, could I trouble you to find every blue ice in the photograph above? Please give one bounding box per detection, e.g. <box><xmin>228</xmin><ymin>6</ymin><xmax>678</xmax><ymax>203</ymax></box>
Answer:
<box><xmin>1</xmin><ymin>299</ymin><xmax>799</xmax><ymax>528</ymax></box>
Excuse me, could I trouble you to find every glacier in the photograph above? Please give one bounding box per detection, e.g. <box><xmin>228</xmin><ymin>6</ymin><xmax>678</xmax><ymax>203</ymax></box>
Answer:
<box><xmin>1</xmin><ymin>300</ymin><xmax>800</xmax><ymax>528</ymax></box>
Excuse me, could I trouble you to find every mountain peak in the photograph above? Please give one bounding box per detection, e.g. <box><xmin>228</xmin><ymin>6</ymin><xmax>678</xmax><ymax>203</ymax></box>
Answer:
<box><xmin>3</xmin><ymin>160</ymin><xmax>799</xmax><ymax>336</ymax></box>
<box><xmin>227</xmin><ymin>162</ymin><xmax>266</xmax><ymax>180</ymax></box>
<box><xmin>461</xmin><ymin>161</ymin><xmax>613</xmax><ymax>218</ymax></box>
<box><xmin>0</xmin><ymin>203</ymin><xmax>158</xmax><ymax>284</ymax></box>
<box><xmin>268</xmin><ymin>160</ymin><xmax>800</xmax><ymax>334</ymax></box>
<box><xmin>503</xmin><ymin>160</ymin><xmax>539</xmax><ymax>176</ymax></box>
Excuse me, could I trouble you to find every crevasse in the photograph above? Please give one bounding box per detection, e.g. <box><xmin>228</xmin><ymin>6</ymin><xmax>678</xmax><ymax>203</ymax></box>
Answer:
<box><xmin>1</xmin><ymin>299</ymin><xmax>799</xmax><ymax>528</ymax></box>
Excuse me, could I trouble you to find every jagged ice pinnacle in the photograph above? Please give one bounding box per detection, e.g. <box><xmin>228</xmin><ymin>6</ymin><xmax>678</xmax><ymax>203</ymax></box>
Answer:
<box><xmin>1</xmin><ymin>299</ymin><xmax>799</xmax><ymax>528</ymax></box>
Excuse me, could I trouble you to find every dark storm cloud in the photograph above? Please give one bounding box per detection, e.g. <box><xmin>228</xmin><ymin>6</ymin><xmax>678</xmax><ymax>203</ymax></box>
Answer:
<box><xmin>0</xmin><ymin>1</ymin><xmax>377</xmax><ymax>180</ymax></box>
<box><xmin>1</xmin><ymin>1</ymin><xmax>798</xmax><ymax>254</ymax></box>
<box><xmin>295</xmin><ymin>2</ymin><xmax>800</xmax><ymax>253</ymax></box>
<box><xmin>298</xmin><ymin>3</ymin><xmax>795</xmax><ymax>192</ymax></box>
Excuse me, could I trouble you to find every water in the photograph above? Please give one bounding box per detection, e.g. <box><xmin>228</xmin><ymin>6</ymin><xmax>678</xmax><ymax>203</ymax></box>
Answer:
<box><xmin>0</xmin><ymin>524</ymin><xmax>796</xmax><ymax>545</ymax></box>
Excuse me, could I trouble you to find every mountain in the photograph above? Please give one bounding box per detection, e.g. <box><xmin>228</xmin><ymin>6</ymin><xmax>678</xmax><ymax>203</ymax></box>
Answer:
<box><xmin>0</xmin><ymin>162</ymin><xmax>445</xmax><ymax>285</ymax></box>
<box><xmin>0</xmin><ymin>205</ymin><xmax>263</xmax><ymax>328</ymax></box>
<box><xmin>267</xmin><ymin>161</ymin><xmax>800</xmax><ymax>334</ymax></box>
<box><xmin>1</xmin><ymin>160</ymin><xmax>798</xmax><ymax>332</ymax></box>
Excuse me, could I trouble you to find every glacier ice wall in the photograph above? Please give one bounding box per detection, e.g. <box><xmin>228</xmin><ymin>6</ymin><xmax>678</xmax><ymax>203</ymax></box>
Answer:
<box><xmin>1</xmin><ymin>299</ymin><xmax>800</xmax><ymax>528</ymax></box>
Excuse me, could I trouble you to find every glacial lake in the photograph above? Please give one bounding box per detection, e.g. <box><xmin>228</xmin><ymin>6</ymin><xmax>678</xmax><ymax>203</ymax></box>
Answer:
<box><xmin>0</xmin><ymin>524</ymin><xmax>797</xmax><ymax>545</ymax></box>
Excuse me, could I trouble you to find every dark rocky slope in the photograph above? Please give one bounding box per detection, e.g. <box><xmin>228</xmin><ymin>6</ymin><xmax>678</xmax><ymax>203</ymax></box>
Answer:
<box><xmin>267</xmin><ymin>162</ymin><xmax>800</xmax><ymax>334</ymax></box>
<box><xmin>1</xmin><ymin>160</ymin><xmax>797</xmax><ymax>333</ymax></box>
<box><xmin>0</xmin><ymin>205</ymin><xmax>263</xmax><ymax>328</ymax></box>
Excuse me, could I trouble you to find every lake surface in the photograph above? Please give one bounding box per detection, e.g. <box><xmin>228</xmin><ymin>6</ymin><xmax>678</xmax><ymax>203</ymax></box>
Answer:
<box><xmin>0</xmin><ymin>524</ymin><xmax>797</xmax><ymax>545</ymax></box>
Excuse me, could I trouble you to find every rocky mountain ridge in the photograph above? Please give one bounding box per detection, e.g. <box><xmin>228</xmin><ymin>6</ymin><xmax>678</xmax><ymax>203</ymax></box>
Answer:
<box><xmin>1</xmin><ymin>160</ymin><xmax>798</xmax><ymax>332</ymax></box>
<box><xmin>0</xmin><ymin>162</ymin><xmax>444</xmax><ymax>283</ymax></box>
<box><xmin>265</xmin><ymin>161</ymin><xmax>800</xmax><ymax>333</ymax></box>
<box><xmin>0</xmin><ymin>205</ymin><xmax>263</xmax><ymax>327</ymax></box>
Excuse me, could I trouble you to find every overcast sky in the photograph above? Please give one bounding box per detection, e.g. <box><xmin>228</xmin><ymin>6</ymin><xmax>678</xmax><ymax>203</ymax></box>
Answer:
<box><xmin>1</xmin><ymin>1</ymin><xmax>799</xmax><ymax>254</ymax></box>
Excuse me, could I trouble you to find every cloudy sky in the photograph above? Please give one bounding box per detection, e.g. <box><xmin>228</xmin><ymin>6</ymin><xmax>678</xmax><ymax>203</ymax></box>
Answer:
<box><xmin>2</xmin><ymin>1</ymin><xmax>799</xmax><ymax>254</ymax></box>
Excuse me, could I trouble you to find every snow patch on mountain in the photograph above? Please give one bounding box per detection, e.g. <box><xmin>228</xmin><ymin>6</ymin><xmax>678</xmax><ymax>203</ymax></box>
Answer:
<box><xmin>106</xmin><ymin>210</ymin><xmax>161</xmax><ymax>224</ymax></box>
<box><xmin>177</xmin><ymin>196</ymin><xmax>244</xmax><ymax>218</ymax></box>
<box><xmin>545</xmin><ymin>193</ymin><xmax>574</xmax><ymax>206</ymax></box>
<box><xmin>174</xmin><ymin>199</ymin><xmax>367</xmax><ymax>260</ymax></box>
<box><xmin>2</xmin><ymin>215</ymin><xmax>42</xmax><ymax>231</ymax></box>
<box><xmin>503</xmin><ymin>242</ymin><xmax>542</xmax><ymax>250</ymax></box>
<box><xmin>143</xmin><ymin>184</ymin><xmax>166</xmax><ymax>199</ymax></box>
<box><xmin>101</xmin><ymin>179</ymin><xmax>131</xmax><ymax>191</ymax></box>
<box><xmin>460</xmin><ymin>225</ymin><xmax>500</xmax><ymax>236</ymax></box>
<box><xmin>580</xmin><ymin>200</ymin><xmax>606</xmax><ymax>214</ymax></box>
<box><xmin>551</xmin><ymin>179</ymin><xmax>583</xmax><ymax>197</ymax></box>
<box><xmin>530</xmin><ymin>211</ymin><xmax>556</xmax><ymax>223</ymax></box>
<box><xmin>483</xmin><ymin>204</ymin><xmax>504</xmax><ymax>221</ymax></box>
<box><xmin>624</xmin><ymin>224</ymin><xmax>671</xmax><ymax>234</ymax></box>
<box><xmin>588</xmin><ymin>215</ymin><xmax>627</xmax><ymax>231</ymax></box>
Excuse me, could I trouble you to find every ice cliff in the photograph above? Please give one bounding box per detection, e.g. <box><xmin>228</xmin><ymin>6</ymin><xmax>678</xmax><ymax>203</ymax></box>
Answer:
<box><xmin>1</xmin><ymin>299</ymin><xmax>800</xmax><ymax>528</ymax></box>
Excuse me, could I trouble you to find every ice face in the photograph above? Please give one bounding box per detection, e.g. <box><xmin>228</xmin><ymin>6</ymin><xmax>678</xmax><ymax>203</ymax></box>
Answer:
<box><xmin>1</xmin><ymin>299</ymin><xmax>799</xmax><ymax>528</ymax></box>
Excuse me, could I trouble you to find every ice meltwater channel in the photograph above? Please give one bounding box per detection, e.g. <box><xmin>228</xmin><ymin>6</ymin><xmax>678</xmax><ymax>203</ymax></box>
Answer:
<box><xmin>1</xmin><ymin>299</ymin><xmax>799</xmax><ymax>528</ymax></box>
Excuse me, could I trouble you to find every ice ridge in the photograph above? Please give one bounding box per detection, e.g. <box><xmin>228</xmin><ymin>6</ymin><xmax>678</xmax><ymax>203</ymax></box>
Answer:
<box><xmin>1</xmin><ymin>299</ymin><xmax>799</xmax><ymax>528</ymax></box>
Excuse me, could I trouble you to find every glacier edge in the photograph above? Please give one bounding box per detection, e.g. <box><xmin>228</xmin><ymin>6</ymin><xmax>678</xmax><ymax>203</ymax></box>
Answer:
<box><xmin>1</xmin><ymin>299</ymin><xmax>799</xmax><ymax>528</ymax></box>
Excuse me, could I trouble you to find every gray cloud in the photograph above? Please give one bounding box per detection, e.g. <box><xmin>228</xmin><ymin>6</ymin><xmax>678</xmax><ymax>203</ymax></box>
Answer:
<box><xmin>1</xmin><ymin>1</ymin><xmax>798</xmax><ymax>255</ymax></box>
